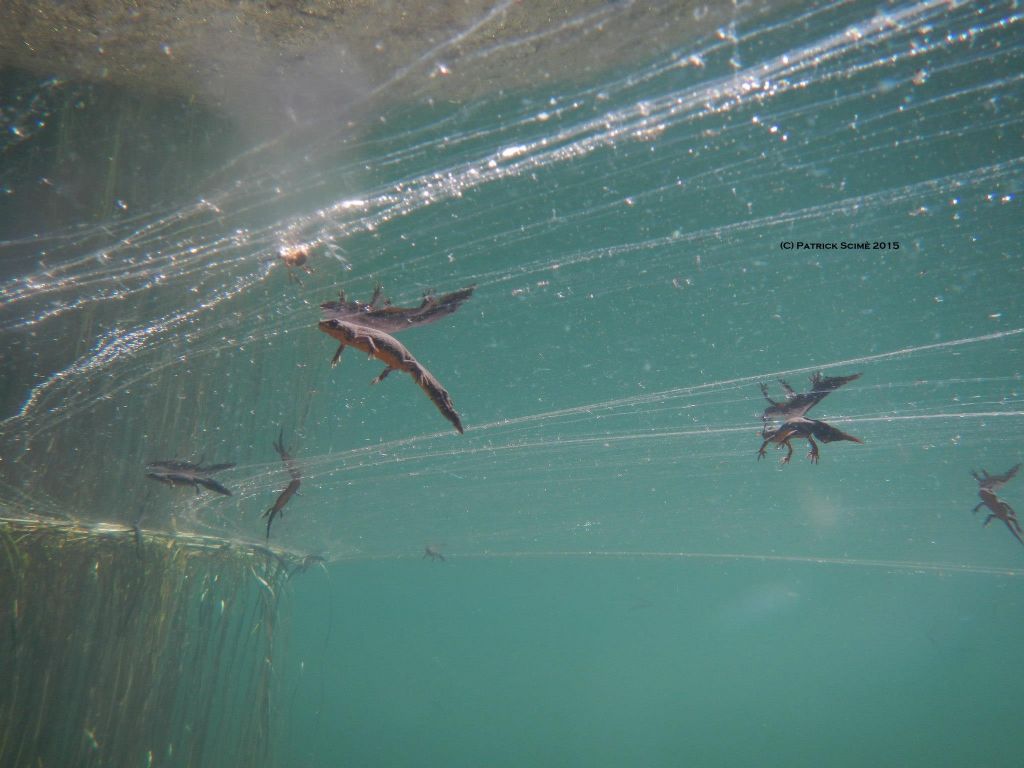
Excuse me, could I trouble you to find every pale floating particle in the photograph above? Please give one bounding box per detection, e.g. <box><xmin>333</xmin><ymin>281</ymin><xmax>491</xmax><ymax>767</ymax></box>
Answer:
<box><xmin>500</xmin><ymin>145</ymin><xmax>527</xmax><ymax>159</ymax></box>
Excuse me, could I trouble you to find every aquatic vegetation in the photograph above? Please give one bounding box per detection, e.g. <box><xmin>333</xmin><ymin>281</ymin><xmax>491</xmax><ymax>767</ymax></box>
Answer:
<box><xmin>0</xmin><ymin>516</ymin><xmax>299</xmax><ymax>768</ymax></box>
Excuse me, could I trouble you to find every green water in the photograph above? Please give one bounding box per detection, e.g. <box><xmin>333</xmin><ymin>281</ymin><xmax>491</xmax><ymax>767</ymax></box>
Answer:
<box><xmin>282</xmin><ymin>558</ymin><xmax>1024</xmax><ymax>767</ymax></box>
<box><xmin>2</xmin><ymin>0</ymin><xmax>1023</xmax><ymax>765</ymax></box>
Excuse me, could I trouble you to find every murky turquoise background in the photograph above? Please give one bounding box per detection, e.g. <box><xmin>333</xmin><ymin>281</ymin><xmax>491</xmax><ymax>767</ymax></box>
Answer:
<box><xmin>281</xmin><ymin>559</ymin><xmax>1024</xmax><ymax>767</ymax></box>
<box><xmin>2</xmin><ymin>0</ymin><xmax>1023</xmax><ymax>765</ymax></box>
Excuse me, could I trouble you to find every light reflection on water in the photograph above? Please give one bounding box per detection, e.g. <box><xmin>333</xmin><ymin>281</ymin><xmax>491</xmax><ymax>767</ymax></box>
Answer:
<box><xmin>0</xmin><ymin>0</ymin><xmax>1021</xmax><ymax>566</ymax></box>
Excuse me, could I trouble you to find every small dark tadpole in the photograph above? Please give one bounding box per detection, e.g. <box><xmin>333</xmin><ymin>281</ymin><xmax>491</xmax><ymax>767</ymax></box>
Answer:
<box><xmin>145</xmin><ymin>459</ymin><xmax>235</xmax><ymax>495</ymax></box>
<box><xmin>264</xmin><ymin>428</ymin><xmax>303</xmax><ymax>540</ymax></box>
<box><xmin>423</xmin><ymin>545</ymin><xmax>445</xmax><ymax>562</ymax></box>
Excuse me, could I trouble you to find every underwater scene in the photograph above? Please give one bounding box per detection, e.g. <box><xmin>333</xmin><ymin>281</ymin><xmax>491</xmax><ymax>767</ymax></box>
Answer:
<box><xmin>1</xmin><ymin>0</ymin><xmax>1023</xmax><ymax>765</ymax></box>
